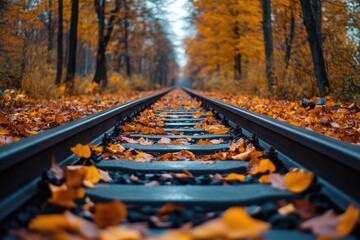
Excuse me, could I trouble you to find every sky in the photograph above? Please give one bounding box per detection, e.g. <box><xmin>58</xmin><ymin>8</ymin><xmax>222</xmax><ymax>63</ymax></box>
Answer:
<box><xmin>166</xmin><ymin>0</ymin><xmax>190</xmax><ymax>67</ymax></box>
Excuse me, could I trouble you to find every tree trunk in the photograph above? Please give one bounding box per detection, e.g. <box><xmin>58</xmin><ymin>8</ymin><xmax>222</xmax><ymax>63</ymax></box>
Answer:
<box><xmin>311</xmin><ymin>0</ymin><xmax>322</xmax><ymax>46</ymax></box>
<box><xmin>234</xmin><ymin>53</ymin><xmax>242</xmax><ymax>80</ymax></box>
<box><xmin>47</xmin><ymin>0</ymin><xmax>53</xmax><ymax>53</ymax></box>
<box><xmin>262</xmin><ymin>0</ymin><xmax>276</xmax><ymax>91</ymax></box>
<box><xmin>65</xmin><ymin>0</ymin><xmax>79</xmax><ymax>93</ymax></box>
<box><xmin>285</xmin><ymin>1</ymin><xmax>295</xmax><ymax>70</ymax></box>
<box><xmin>300</xmin><ymin>0</ymin><xmax>330</xmax><ymax>96</ymax></box>
<box><xmin>124</xmin><ymin>0</ymin><xmax>131</xmax><ymax>77</ymax></box>
<box><xmin>55</xmin><ymin>0</ymin><xmax>63</xmax><ymax>86</ymax></box>
<box><xmin>93</xmin><ymin>0</ymin><xmax>120</xmax><ymax>90</ymax></box>
<box><xmin>93</xmin><ymin>0</ymin><xmax>107</xmax><ymax>89</ymax></box>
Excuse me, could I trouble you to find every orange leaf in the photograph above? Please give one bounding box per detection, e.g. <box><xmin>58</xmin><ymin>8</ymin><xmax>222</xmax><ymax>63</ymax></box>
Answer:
<box><xmin>99</xmin><ymin>226</ymin><xmax>141</xmax><ymax>240</ymax></box>
<box><xmin>337</xmin><ymin>204</ymin><xmax>359</xmax><ymax>236</ymax></box>
<box><xmin>93</xmin><ymin>200</ymin><xmax>127</xmax><ymax>228</ymax></box>
<box><xmin>197</xmin><ymin>139</ymin><xmax>213</xmax><ymax>145</ymax></box>
<box><xmin>284</xmin><ymin>171</ymin><xmax>314</xmax><ymax>193</ymax></box>
<box><xmin>191</xmin><ymin>207</ymin><xmax>270</xmax><ymax>239</ymax></box>
<box><xmin>48</xmin><ymin>184</ymin><xmax>78</xmax><ymax>208</ymax></box>
<box><xmin>65</xmin><ymin>166</ymin><xmax>87</xmax><ymax>188</ymax></box>
<box><xmin>71</xmin><ymin>144</ymin><xmax>91</xmax><ymax>158</ymax></box>
<box><xmin>85</xmin><ymin>165</ymin><xmax>100</xmax><ymax>184</ymax></box>
<box><xmin>224</xmin><ymin>173</ymin><xmax>245</xmax><ymax>182</ymax></box>
<box><xmin>258</xmin><ymin>174</ymin><xmax>270</xmax><ymax>184</ymax></box>
<box><xmin>250</xmin><ymin>159</ymin><xmax>276</xmax><ymax>175</ymax></box>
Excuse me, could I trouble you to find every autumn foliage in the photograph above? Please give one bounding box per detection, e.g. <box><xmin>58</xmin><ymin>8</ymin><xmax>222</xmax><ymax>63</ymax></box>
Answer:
<box><xmin>184</xmin><ymin>0</ymin><xmax>359</xmax><ymax>101</ymax></box>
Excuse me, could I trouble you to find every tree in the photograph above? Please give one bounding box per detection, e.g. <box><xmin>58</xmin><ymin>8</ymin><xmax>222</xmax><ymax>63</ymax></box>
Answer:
<box><xmin>300</xmin><ymin>0</ymin><xmax>330</xmax><ymax>96</ymax></box>
<box><xmin>93</xmin><ymin>0</ymin><xmax>120</xmax><ymax>90</ymax></box>
<box><xmin>55</xmin><ymin>0</ymin><xmax>63</xmax><ymax>85</ymax></box>
<box><xmin>65</xmin><ymin>0</ymin><xmax>79</xmax><ymax>93</ymax></box>
<box><xmin>262</xmin><ymin>0</ymin><xmax>276</xmax><ymax>91</ymax></box>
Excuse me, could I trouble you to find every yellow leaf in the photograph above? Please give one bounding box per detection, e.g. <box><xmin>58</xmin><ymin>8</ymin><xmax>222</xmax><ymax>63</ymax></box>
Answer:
<box><xmin>224</xmin><ymin>173</ymin><xmax>246</xmax><ymax>182</ymax></box>
<box><xmin>85</xmin><ymin>166</ymin><xmax>100</xmax><ymax>184</ymax></box>
<box><xmin>191</xmin><ymin>207</ymin><xmax>270</xmax><ymax>239</ymax></box>
<box><xmin>29</xmin><ymin>214</ymin><xmax>69</xmax><ymax>233</ymax></box>
<box><xmin>258</xmin><ymin>174</ymin><xmax>270</xmax><ymax>184</ymax></box>
<box><xmin>109</xmin><ymin>143</ymin><xmax>125</xmax><ymax>153</ymax></box>
<box><xmin>284</xmin><ymin>171</ymin><xmax>314</xmax><ymax>193</ymax></box>
<box><xmin>250</xmin><ymin>159</ymin><xmax>276</xmax><ymax>175</ymax></box>
<box><xmin>71</xmin><ymin>144</ymin><xmax>91</xmax><ymax>158</ymax></box>
<box><xmin>337</xmin><ymin>204</ymin><xmax>359</xmax><ymax>236</ymax></box>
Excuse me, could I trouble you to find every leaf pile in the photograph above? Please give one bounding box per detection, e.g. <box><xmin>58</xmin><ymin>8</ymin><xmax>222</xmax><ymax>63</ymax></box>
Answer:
<box><xmin>199</xmin><ymin>91</ymin><xmax>360</xmax><ymax>144</ymax></box>
<box><xmin>0</xmin><ymin>90</ymin><xmax>157</xmax><ymax>147</ymax></box>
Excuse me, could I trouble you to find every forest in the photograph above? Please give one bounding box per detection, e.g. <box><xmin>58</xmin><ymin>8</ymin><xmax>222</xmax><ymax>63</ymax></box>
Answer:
<box><xmin>0</xmin><ymin>0</ymin><xmax>359</xmax><ymax>100</ymax></box>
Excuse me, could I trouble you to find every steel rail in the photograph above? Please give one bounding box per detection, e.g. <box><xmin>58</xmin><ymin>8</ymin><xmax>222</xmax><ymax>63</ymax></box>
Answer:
<box><xmin>0</xmin><ymin>88</ymin><xmax>172</xmax><ymax>221</ymax></box>
<box><xmin>184</xmin><ymin>88</ymin><xmax>360</xmax><ymax>208</ymax></box>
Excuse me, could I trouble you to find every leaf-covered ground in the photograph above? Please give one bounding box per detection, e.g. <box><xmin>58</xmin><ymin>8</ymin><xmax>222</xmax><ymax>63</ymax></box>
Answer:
<box><xmin>198</xmin><ymin>91</ymin><xmax>360</xmax><ymax>145</ymax></box>
<box><xmin>0</xmin><ymin>90</ymin><xmax>156</xmax><ymax>147</ymax></box>
<box><xmin>7</xmin><ymin>89</ymin><xmax>359</xmax><ymax>239</ymax></box>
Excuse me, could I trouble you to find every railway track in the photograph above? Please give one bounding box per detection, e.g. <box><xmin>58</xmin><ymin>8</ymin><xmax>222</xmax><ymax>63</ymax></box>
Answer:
<box><xmin>0</xmin><ymin>88</ymin><xmax>359</xmax><ymax>239</ymax></box>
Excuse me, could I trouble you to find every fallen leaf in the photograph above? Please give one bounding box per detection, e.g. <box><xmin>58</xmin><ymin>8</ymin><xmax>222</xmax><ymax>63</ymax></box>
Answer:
<box><xmin>258</xmin><ymin>175</ymin><xmax>270</xmax><ymax>184</ymax></box>
<box><xmin>85</xmin><ymin>165</ymin><xmax>100</xmax><ymax>184</ymax></box>
<box><xmin>99</xmin><ymin>169</ymin><xmax>112</xmax><ymax>182</ymax></box>
<box><xmin>173</xmin><ymin>150</ymin><xmax>196</xmax><ymax>160</ymax></box>
<box><xmin>269</xmin><ymin>173</ymin><xmax>286</xmax><ymax>190</ymax></box>
<box><xmin>278</xmin><ymin>204</ymin><xmax>296</xmax><ymax>216</ymax></box>
<box><xmin>293</xmin><ymin>200</ymin><xmax>316</xmax><ymax>220</ymax></box>
<box><xmin>0</xmin><ymin>111</ymin><xmax>9</xmax><ymax>124</ymax></box>
<box><xmin>48</xmin><ymin>184</ymin><xmax>78</xmax><ymax>208</ymax></box>
<box><xmin>210</xmin><ymin>138</ymin><xmax>224</xmax><ymax>144</ymax></box>
<box><xmin>191</xmin><ymin>207</ymin><xmax>270</xmax><ymax>239</ymax></box>
<box><xmin>337</xmin><ymin>204</ymin><xmax>359</xmax><ymax>236</ymax></box>
<box><xmin>50</xmin><ymin>157</ymin><xmax>64</xmax><ymax>180</ymax></box>
<box><xmin>284</xmin><ymin>171</ymin><xmax>314</xmax><ymax>193</ymax></box>
<box><xmin>71</xmin><ymin>144</ymin><xmax>91</xmax><ymax>159</ymax></box>
<box><xmin>224</xmin><ymin>173</ymin><xmax>245</xmax><ymax>182</ymax></box>
<box><xmin>135</xmin><ymin>152</ymin><xmax>155</xmax><ymax>162</ymax></box>
<box><xmin>197</xmin><ymin>139</ymin><xmax>213</xmax><ymax>145</ymax></box>
<box><xmin>158</xmin><ymin>137</ymin><xmax>172</xmax><ymax>145</ymax></box>
<box><xmin>93</xmin><ymin>201</ymin><xmax>127</xmax><ymax>228</ymax></box>
<box><xmin>109</xmin><ymin>143</ymin><xmax>125</xmax><ymax>153</ymax></box>
<box><xmin>250</xmin><ymin>159</ymin><xmax>276</xmax><ymax>175</ymax></box>
<box><xmin>99</xmin><ymin>226</ymin><xmax>141</xmax><ymax>240</ymax></box>
<box><xmin>65</xmin><ymin>166</ymin><xmax>87</xmax><ymax>188</ymax></box>
<box><xmin>138</xmin><ymin>137</ymin><xmax>154</xmax><ymax>146</ymax></box>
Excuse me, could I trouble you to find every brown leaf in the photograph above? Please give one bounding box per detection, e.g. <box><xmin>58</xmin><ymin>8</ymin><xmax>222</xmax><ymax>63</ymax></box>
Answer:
<box><xmin>99</xmin><ymin>169</ymin><xmax>112</xmax><ymax>182</ymax></box>
<box><xmin>0</xmin><ymin>111</ymin><xmax>9</xmax><ymax>124</ymax></box>
<box><xmin>293</xmin><ymin>200</ymin><xmax>316</xmax><ymax>220</ymax></box>
<box><xmin>65</xmin><ymin>166</ymin><xmax>87</xmax><ymax>188</ymax></box>
<box><xmin>269</xmin><ymin>173</ymin><xmax>286</xmax><ymax>190</ymax></box>
<box><xmin>158</xmin><ymin>137</ymin><xmax>172</xmax><ymax>145</ymax></box>
<box><xmin>99</xmin><ymin>226</ymin><xmax>141</xmax><ymax>240</ymax></box>
<box><xmin>93</xmin><ymin>201</ymin><xmax>127</xmax><ymax>228</ymax></box>
<box><xmin>50</xmin><ymin>157</ymin><xmax>64</xmax><ymax>180</ymax></box>
<box><xmin>137</xmin><ymin>137</ymin><xmax>154</xmax><ymax>146</ymax></box>
<box><xmin>135</xmin><ymin>152</ymin><xmax>155</xmax><ymax>162</ymax></box>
